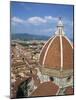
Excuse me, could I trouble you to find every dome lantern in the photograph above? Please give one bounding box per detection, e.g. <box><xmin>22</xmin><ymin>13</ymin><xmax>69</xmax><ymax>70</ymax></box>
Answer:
<box><xmin>55</xmin><ymin>17</ymin><xmax>65</xmax><ymax>35</ymax></box>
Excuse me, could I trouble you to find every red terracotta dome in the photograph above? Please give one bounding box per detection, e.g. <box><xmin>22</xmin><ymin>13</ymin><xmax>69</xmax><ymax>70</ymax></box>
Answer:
<box><xmin>39</xmin><ymin>18</ymin><xmax>73</xmax><ymax>77</ymax></box>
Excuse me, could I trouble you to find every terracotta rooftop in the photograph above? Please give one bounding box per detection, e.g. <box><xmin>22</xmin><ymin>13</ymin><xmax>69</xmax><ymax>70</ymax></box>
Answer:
<box><xmin>31</xmin><ymin>81</ymin><xmax>59</xmax><ymax>97</ymax></box>
<box><xmin>65</xmin><ymin>86</ymin><xmax>74</xmax><ymax>95</ymax></box>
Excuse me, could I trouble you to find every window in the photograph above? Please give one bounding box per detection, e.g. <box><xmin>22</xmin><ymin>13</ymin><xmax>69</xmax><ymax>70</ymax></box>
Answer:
<box><xmin>67</xmin><ymin>76</ymin><xmax>71</xmax><ymax>82</ymax></box>
<box><xmin>49</xmin><ymin>77</ymin><xmax>54</xmax><ymax>81</ymax></box>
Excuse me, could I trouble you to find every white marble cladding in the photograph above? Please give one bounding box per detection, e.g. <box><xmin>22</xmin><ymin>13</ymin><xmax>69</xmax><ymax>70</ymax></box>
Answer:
<box><xmin>53</xmin><ymin>76</ymin><xmax>73</xmax><ymax>88</ymax></box>
<box><xmin>28</xmin><ymin>78</ymin><xmax>34</xmax><ymax>96</ymax></box>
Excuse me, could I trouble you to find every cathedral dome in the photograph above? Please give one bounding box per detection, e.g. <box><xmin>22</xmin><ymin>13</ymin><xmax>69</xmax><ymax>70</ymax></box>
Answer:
<box><xmin>39</xmin><ymin>18</ymin><xmax>73</xmax><ymax>78</ymax></box>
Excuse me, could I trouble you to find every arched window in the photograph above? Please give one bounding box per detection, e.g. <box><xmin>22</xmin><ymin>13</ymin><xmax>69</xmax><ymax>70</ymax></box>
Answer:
<box><xmin>67</xmin><ymin>76</ymin><xmax>71</xmax><ymax>82</ymax></box>
<box><xmin>49</xmin><ymin>77</ymin><xmax>54</xmax><ymax>81</ymax></box>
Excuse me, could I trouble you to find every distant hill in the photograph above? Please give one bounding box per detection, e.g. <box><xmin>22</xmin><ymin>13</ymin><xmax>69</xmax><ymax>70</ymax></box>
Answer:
<box><xmin>11</xmin><ymin>33</ymin><xmax>50</xmax><ymax>41</ymax></box>
<box><xmin>11</xmin><ymin>33</ymin><xmax>73</xmax><ymax>42</ymax></box>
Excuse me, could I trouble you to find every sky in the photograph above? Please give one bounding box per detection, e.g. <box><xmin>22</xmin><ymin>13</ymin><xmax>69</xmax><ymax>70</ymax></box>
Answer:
<box><xmin>11</xmin><ymin>1</ymin><xmax>74</xmax><ymax>40</ymax></box>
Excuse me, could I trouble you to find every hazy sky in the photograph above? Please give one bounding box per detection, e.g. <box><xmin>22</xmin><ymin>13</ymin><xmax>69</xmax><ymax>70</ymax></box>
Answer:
<box><xmin>11</xmin><ymin>2</ymin><xmax>74</xmax><ymax>39</ymax></box>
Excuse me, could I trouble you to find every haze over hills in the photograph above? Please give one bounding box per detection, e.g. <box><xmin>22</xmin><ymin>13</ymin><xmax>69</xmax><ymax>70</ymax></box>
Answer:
<box><xmin>11</xmin><ymin>33</ymin><xmax>73</xmax><ymax>42</ymax></box>
<box><xmin>11</xmin><ymin>33</ymin><xmax>50</xmax><ymax>41</ymax></box>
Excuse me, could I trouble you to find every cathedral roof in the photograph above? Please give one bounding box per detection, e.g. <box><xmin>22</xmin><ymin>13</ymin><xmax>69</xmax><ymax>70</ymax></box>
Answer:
<box><xmin>31</xmin><ymin>81</ymin><xmax>59</xmax><ymax>97</ymax></box>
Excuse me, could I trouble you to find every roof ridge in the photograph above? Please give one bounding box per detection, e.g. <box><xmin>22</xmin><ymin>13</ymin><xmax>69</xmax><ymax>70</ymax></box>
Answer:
<box><xmin>43</xmin><ymin>35</ymin><xmax>57</xmax><ymax>65</ymax></box>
